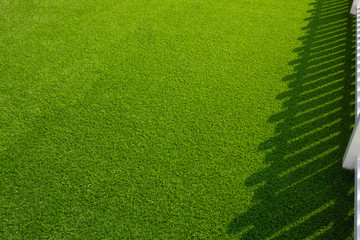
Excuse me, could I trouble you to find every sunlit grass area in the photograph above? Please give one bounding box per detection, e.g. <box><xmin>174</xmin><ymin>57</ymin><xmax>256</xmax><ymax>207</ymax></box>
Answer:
<box><xmin>0</xmin><ymin>0</ymin><xmax>356</xmax><ymax>239</ymax></box>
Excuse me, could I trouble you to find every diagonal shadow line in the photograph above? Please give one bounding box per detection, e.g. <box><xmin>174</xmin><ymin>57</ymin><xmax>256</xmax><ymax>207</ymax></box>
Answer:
<box><xmin>227</xmin><ymin>0</ymin><xmax>355</xmax><ymax>238</ymax></box>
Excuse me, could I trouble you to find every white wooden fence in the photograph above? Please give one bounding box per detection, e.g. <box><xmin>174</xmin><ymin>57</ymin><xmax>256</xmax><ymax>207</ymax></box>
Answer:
<box><xmin>343</xmin><ymin>1</ymin><xmax>360</xmax><ymax>239</ymax></box>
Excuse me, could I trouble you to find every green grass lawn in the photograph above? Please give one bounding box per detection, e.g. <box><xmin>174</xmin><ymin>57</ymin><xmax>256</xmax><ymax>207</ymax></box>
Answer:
<box><xmin>0</xmin><ymin>0</ymin><xmax>356</xmax><ymax>239</ymax></box>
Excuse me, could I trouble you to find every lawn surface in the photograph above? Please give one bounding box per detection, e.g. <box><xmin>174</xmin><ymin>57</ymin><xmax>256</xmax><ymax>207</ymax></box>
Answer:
<box><xmin>0</xmin><ymin>0</ymin><xmax>356</xmax><ymax>239</ymax></box>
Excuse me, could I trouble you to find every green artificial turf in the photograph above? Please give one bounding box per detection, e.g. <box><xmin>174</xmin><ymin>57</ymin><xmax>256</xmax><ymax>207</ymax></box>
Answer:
<box><xmin>0</xmin><ymin>0</ymin><xmax>356</xmax><ymax>239</ymax></box>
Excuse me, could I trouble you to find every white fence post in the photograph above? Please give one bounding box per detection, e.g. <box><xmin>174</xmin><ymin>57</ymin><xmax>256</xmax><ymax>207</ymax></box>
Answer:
<box><xmin>351</xmin><ymin>0</ymin><xmax>360</xmax><ymax>15</ymax></box>
<box><xmin>343</xmin><ymin>6</ymin><xmax>360</xmax><ymax>170</ymax></box>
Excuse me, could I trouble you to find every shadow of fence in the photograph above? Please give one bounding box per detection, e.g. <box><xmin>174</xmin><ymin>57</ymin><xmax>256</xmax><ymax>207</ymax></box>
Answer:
<box><xmin>228</xmin><ymin>0</ymin><xmax>355</xmax><ymax>238</ymax></box>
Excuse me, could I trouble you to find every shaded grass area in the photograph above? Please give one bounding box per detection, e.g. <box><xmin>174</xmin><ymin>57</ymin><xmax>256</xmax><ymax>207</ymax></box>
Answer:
<box><xmin>228</xmin><ymin>0</ymin><xmax>355</xmax><ymax>239</ymax></box>
<box><xmin>0</xmin><ymin>0</ymin><xmax>355</xmax><ymax>239</ymax></box>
